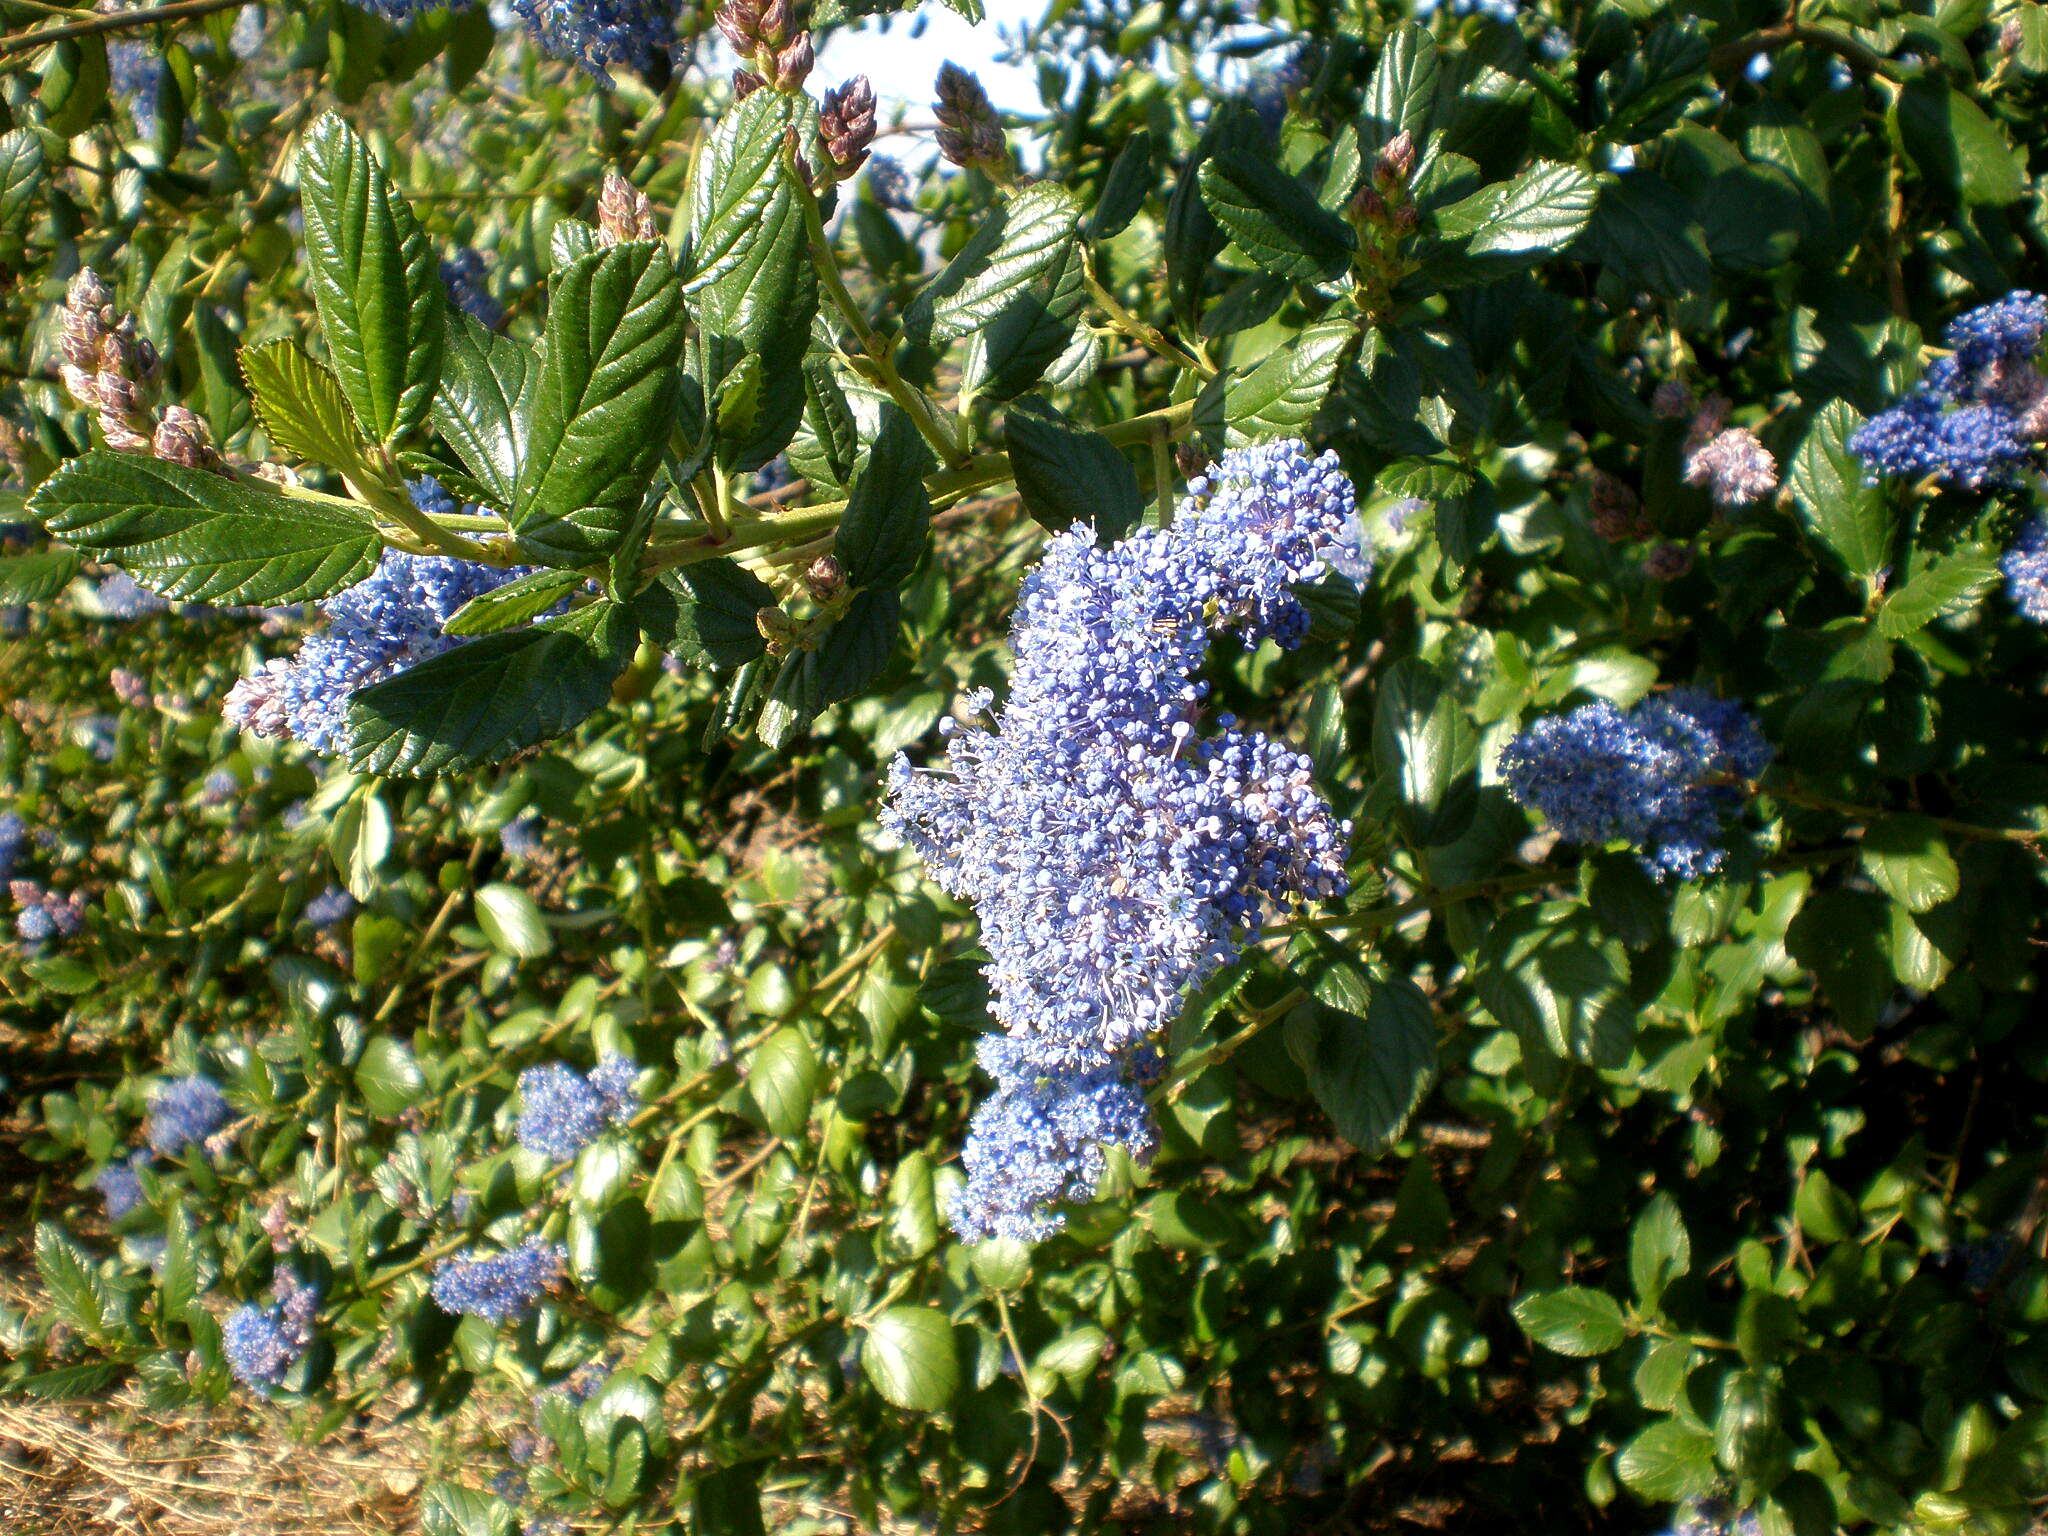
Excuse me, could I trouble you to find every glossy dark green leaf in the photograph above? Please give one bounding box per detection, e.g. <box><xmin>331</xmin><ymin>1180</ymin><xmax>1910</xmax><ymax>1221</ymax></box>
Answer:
<box><xmin>1893</xmin><ymin>77</ymin><xmax>2027</xmax><ymax>207</ymax></box>
<box><xmin>1578</xmin><ymin>172</ymin><xmax>1711</xmax><ymax>299</ymax></box>
<box><xmin>961</xmin><ymin>240</ymin><xmax>1088</xmax><ymax>403</ymax></box>
<box><xmin>1199</xmin><ymin>148</ymin><xmax>1355</xmax><ymax>283</ymax></box>
<box><xmin>0</xmin><ymin>128</ymin><xmax>46</xmax><ymax>249</ymax></box>
<box><xmin>354</xmin><ymin>1036</ymin><xmax>427</xmax><ymax>1116</ymax></box>
<box><xmin>691</xmin><ymin>1465</ymin><xmax>767</xmax><ymax>1536</ymax></box>
<box><xmin>1359</xmin><ymin>22</ymin><xmax>1440</xmax><ymax>151</ymax></box>
<box><xmin>630</xmin><ymin>558</ymin><xmax>775</xmax><ymax>669</ymax></box>
<box><xmin>442</xmin><ymin>567</ymin><xmax>581</xmax><ymax>637</ymax></box>
<box><xmin>1089</xmin><ymin>129</ymin><xmax>1154</xmax><ymax>240</ymax></box>
<box><xmin>514</xmin><ymin>242</ymin><xmax>684</xmax><ymax>566</ymax></box>
<box><xmin>1164</xmin><ymin>102</ymin><xmax>1268</xmax><ymax>331</ymax></box>
<box><xmin>833</xmin><ymin>405</ymin><xmax>934</xmax><ymax>589</ymax></box>
<box><xmin>1476</xmin><ymin>902</ymin><xmax>1634</xmax><ymax>1068</ymax></box>
<box><xmin>744</xmin><ymin>1026</ymin><xmax>819</xmax><ymax>1137</ymax></box>
<box><xmin>1435</xmin><ymin>162</ymin><xmax>1601</xmax><ymax>264</ymax></box>
<box><xmin>1512</xmin><ymin>1287</ymin><xmax>1629</xmax><ymax>1356</ymax></box>
<box><xmin>1280</xmin><ymin>975</ymin><xmax>1437</xmax><ymax>1152</ymax></box>
<box><xmin>1789</xmin><ymin>399</ymin><xmax>1891</xmax><ymax>586</ymax></box>
<box><xmin>758</xmin><ymin>588</ymin><xmax>900</xmax><ymax>746</ymax></box>
<box><xmin>433</xmin><ymin>312</ymin><xmax>533</xmax><ymax>512</ymax></box>
<box><xmin>862</xmin><ymin>1306</ymin><xmax>959</xmax><ymax>1411</ymax></box>
<box><xmin>30</xmin><ymin>451</ymin><xmax>381</xmax><ymax>604</ymax></box>
<box><xmin>785</xmin><ymin>357</ymin><xmax>859</xmax><ymax>492</ymax></box>
<box><xmin>1207</xmin><ymin>320</ymin><xmax>1358</xmax><ymax>445</ymax></box>
<box><xmin>905</xmin><ymin>182</ymin><xmax>1082</xmax><ymax>348</ymax></box>
<box><xmin>1616</xmin><ymin>1420</ymin><xmax>1717</xmax><ymax>1500</ymax></box>
<box><xmin>1629</xmin><ymin>1193</ymin><xmax>1692</xmax><ymax>1309</ymax></box>
<box><xmin>1859</xmin><ymin>815</ymin><xmax>1959</xmax><ymax>914</ymax></box>
<box><xmin>297</xmin><ymin>115</ymin><xmax>444</xmax><ymax>444</ymax></box>
<box><xmin>0</xmin><ymin>545</ymin><xmax>85</xmax><ymax>604</ymax></box>
<box><xmin>36</xmin><ymin>1222</ymin><xmax>109</xmax><ymax>1339</ymax></box>
<box><xmin>346</xmin><ymin>599</ymin><xmax>633</xmax><ymax>776</ymax></box>
<box><xmin>1785</xmin><ymin>887</ymin><xmax>1891</xmax><ymax>1037</ymax></box>
<box><xmin>1003</xmin><ymin>395</ymin><xmax>1143</xmax><ymax>538</ymax></box>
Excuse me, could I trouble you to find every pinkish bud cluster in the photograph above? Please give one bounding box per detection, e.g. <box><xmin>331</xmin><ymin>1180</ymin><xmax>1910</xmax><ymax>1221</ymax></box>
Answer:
<box><xmin>803</xmin><ymin>554</ymin><xmax>846</xmax><ymax>604</ymax></box>
<box><xmin>59</xmin><ymin>268</ymin><xmax>221</xmax><ymax>472</ymax></box>
<box><xmin>820</xmin><ymin>76</ymin><xmax>877</xmax><ymax>181</ymax></box>
<box><xmin>935</xmin><ymin>62</ymin><xmax>1007</xmax><ymax>173</ymax></box>
<box><xmin>597</xmin><ymin>170</ymin><xmax>660</xmax><ymax>246</ymax></box>
<box><xmin>716</xmin><ymin>0</ymin><xmax>811</xmax><ymax>90</ymax></box>
<box><xmin>1678</xmin><ymin>394</ymin><xmax>1778</xmax><ymax>511</ymax></box>
<box><xmin>1587</xmin><ymin>469</ymin><xmax>1652</xmax><ymax>542</ymax></box>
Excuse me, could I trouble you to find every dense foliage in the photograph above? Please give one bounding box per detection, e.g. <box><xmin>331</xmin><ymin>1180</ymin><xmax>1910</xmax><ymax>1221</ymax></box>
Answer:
<box><xmin>2</xmin><ymin>1</ymin><xmax>2047</xmax><ymax>1532</ymax></box>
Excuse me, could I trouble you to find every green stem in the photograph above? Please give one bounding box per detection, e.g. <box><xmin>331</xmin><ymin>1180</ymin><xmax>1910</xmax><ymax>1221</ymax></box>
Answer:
<box><xmin>1082</xmin><ymin>248</ymin><xmax>1211</xmax><ymax>377</ymax></box>
<box><xmin>0</xmin><ymin>0</ymin><xmax>247</xmax><ymax>58</ymax></box>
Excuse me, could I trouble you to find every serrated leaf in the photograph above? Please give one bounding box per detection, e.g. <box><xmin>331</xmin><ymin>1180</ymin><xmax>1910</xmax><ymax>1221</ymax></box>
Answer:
<box><xmin>744</xmin><ymin>1026</ymin><xmax>818</xmax><ymax>1137</ymax></box>
<box><xmin>1281</xmin><ymin>978</ymin><xmax>1437</xmax><ymax>1153</ymax></box>
<box><xmin>442</xmin><ymin>567</ymin><xmax>581</xmax><ymax>637</ymax></box>
<box><xmin>1207</xmin><ymin>320</ymin><xmax>1357</xmax><ymax>445</ymax></box>
<box><xmin>759</xmin><ymin>587</ymin><xmax>900</xmax><ymax>745</ymax></box>
<box><xmin>862</xmin><ymin>1307</ymin><xmax>959</xmax><ymax>1412</ymax></box>
<box><xmin>1893</xmin><ymin>78</ymin><xmax>2027</xmax><ymax>207</ymax></box>
<box><xmin>0</xmin><ymin>128</ymin><xmax>47</xmax><ymax>246</ymax></box>
<box><xmin>1512</xmin><ymin>1287</ymin><xmax>1629</xmax><ymax>1356</ymax></box>
<box><xmin>1476</xmin><ymin>902</ymin><xmax>1634</xmax><ymax>1068</ymax></box>
<box><xmin>0</xmin><ymin>545</ymin><xmax>85</xmax><ymax>603</ymax></box>
<box><xmin>36</xmin><ymin>1222</ymin><xmax>110</xmax><ymax>1339</ymax></box>
<box><xmin>1003</xmin><ymin>395</ymin><xmax>1143</xmax><ymax>538</ymax></box>
<box><xmin>833</xmin><ymin>405</ymin><xmax>934</xmax><ymax>590</ymax></box>
<box><xmin>1859</xmin><ymin>815</ymin><xmax>1959</xmax><ymax>914</ymax></box>
<box><xmin>1789</xmin><ymin>399</ymin><xmax>1891</xmax><ymax>585</ymax></box>
<box><xmin>960</xmin><ymin>241</ymin><xmax>1088</xmax><ymax>404</ymax></box>
<box><xmin>420</xmin><ymin>1482</ymin><xmax>514</xmax><ymax>1536</ymax></box>
<box><xmin>1089</xmin><ymin>129</ymin><xmax>1154</xmax><ymax>240</ymax></box>
<box><xmin>1437</xmin><ymin>161</ymin><xmax>1601</xmax><ymax>262</ymax></box>
<box><xmin>1360</xmin><ymin>22</ymin><xmax>1440</xmax><ymax>151</ymax></box>
<box><xmin>297</xmin><ymin>115</ymin><xmax>443</xmax><ymax>444</ymax></box>
<box><xmin>1164</xmin><ymin>102</ymin><xmax>1269</xmax><ymax>332</ymax></box>
<box><xmin>905</xmin><ymin>183</ymin><xmax>1082</xmax><ymax>348</ymax></box>
<box><xmin>30</xmin><ymin>451</ymin><xmax>380</xmax><ymax>604</ymax></box>
<box><xmin>1878</xmin><ymin>550</ymin><xmax>1997</xmax><ymax>636</ymax></box>
<box><xmin>433</xmin><ymin>313</ymin><xmax>533</xmax><ymax>513</ymax></box>
<box><xmin>514</xmin><ymin>242</ymin><xmax>684</xmax><ymax>566</ymax></box>
<box><xmin>786</xmin><ymin>356</ymin><xmax>859</xmax><ymax>492</ymax></box>
<box><xmin>1629</xmin><ymin>1193</ymin><xmax>1692</xmax><ymax>1309</ymax></box>
<box><xmin>354</xmin><ymin>1036</ymin><xmax>428</xmax><ymax>1115</ymax></box>
<box><xmin>241</xmin><ymin>340</ymin><xmax>374</xmax><ymax>474</ymax></box>
<box><xmin>631</xmin><ymin>558</ymin><xmax>775</xmax><ymax>670</ymax></box>
<box><xmin>1199</xmin><ymin>148</ymin><xmax>1355</xmax><ymax>283</ymax></box>
<box><xmin>346</xmin><ymin>600</ymin><xmax>633</xmax><ymax>776</ymax></box>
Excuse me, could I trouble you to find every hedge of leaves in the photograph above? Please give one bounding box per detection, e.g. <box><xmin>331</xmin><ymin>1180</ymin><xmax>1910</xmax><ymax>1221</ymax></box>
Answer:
<box><xmin>3</xmin><ymin>1</ymin><xmax>2048</xmax><ymax>1533</ymax></box>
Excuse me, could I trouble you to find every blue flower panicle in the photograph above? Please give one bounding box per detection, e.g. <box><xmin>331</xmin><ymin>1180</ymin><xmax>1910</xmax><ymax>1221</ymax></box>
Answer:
<box><xmin>950</xmin><ymin>1063</ymin><xmax>1159</xmax><ymax>1244</ymax></box>
<box><xmin>224</xmin><ymin>482</ymin><xmax>534</xmax><ymax>756</ymax></box>
<box><xmin>1850</xmin><ymin>291</ymin><xmax>2048</xmax><ymax>490</ymax></box>
<box><xmin>224</xmin><ymin>1266</ymin><xmax>320</xmax><ymax>1395</ymax></box>
<box><xmin>506</xmin><ymin>0</ymin><xmax>675</xmax><ymax>81</ymax></box>
<box><xmin>95</xmin><ymin>1152</ymin><xmax>150</xmax><ymax>1220</ymax></box>
<box><xmin>305</xmin><ymin>885</ymin><xmax>357</xmax><ymax>929</ymax></box>
<box><xmin>2002</xmin><ymin>516</ymin><xmax>2048</xmax><ymax>624</ymax></box>
<box><xmin>1499</xmin><ymin>689</ymin><xmax>1772</xmax><ymax>881</ymax></box>
<box><xmin>884</xmin><ymin>440</ymin><xmax>1360</xmax><ymax>1242</ymax></box>
<box><xmin>146</xmin><ymin>1075</ymin><xmax>230</xmax><ymax>1156</ymax></box>
<box><xmin>441</xmin><ymin>248</ymin><xmax>505</xmax><ymax>331</ymax></box>
<box><xmin>431</xmin><ymin>1237</ymin><xmax>566</xmax><ymax>1322</ymax></box>
<box><xmin>516</xmin><ymin>1059</ymin><xmax>640</xmax><ymax>1160</ymax></box>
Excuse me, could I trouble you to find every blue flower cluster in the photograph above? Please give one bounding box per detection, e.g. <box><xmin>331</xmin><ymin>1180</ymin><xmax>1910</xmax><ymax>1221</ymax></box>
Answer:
<box><xmin>0</xmin><ymin>812</ymin><xmax>24</xmax><ymax>883</ymax></box>
<box><xmin>515</xmin><ymin>1058</ymin><xmax>641</xmax><ymax>1160</ymax></box>
<box><xmin>11</xmin><ymin>883</ymin><xmax>85</xmax><ymax>947</ymax></box>
<box><xmin>1850</xmin><ymin>292</ymin><xmax>2048</xmax><ymax>489</ymax></box>
<box><xmin>305</xmin><ymin>885</ymin><xmax>357</xmax><ymax>929</ymax></box>
<box><xmin>1499</xmin><ymin>689</ymin><xmax>1772</xmax><ymax>881</ymax></box>
<box><xmin>506</xmin><ymin>0</ymin><xmax>675</xmax><ymax>81</ymax></box>
<box><xmin>499</xmin><ymin>815</ymin><xmax>544</xmax><ymax>861</ymax></box>
<box><xmin>431</xmin><ymin>1236</ymin><xmax>566</xmax><ymax>1322</ymax></box>
<box><xmin>2002</xmin><ymin>516</ymin><xmax>2048</xmax><ymax>624</ymax></box>
<box><xmin>224</xmin><ymin>480</ymin><xmax>530</xmax><ymax>755</ymax></box>
<box><xmin>93</xmin><ymin>569</ymin><xmax>169</xmax><ymax>620</ymax></box>
<box><xmin>885</xmin><ymin>441</ymin><xmax>1358</xmax><ymax>1242</ymax></box>
<box><xmin>1663</xmin><ymin>1500</ymin><xmax>1762</xmax><ymax>1536</ymax></box>
<box><xmin>224</xmin><ymin>1266</ymin><xmax>319</xmax><ymax>1395</ymax></box>
<box><xmin>441</xmin><ymin>249</ymin><xmax>505</xmax><ymax>331</ymax></box>
<box><xmin>146</xmin><ymin>1074</ymin><xmax>229</xmax><ymax>1156</ymax></box>
<box><xmin>95</xmin><ymin>1152</ymin><xmax>149</xmax><ymax>1219</ymax></box>
<box><xmin>105</xmin><ymin>41</ymin><xmax>165</xmax><ymax>131</ymax></box>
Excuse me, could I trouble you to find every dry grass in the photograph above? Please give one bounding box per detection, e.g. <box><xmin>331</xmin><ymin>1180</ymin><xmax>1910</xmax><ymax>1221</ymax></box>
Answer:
<box><xmin>0</xmin><ymin>1389</ymin><xmax>428</xmax><ymax>1536</ymax></box>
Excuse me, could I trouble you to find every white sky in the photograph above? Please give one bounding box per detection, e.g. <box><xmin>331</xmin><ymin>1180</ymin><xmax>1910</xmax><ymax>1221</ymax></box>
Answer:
<box><xmin>809</xmin><ymin>0</ymin><xmax>1049</xmax><ymax>116</ymax></box>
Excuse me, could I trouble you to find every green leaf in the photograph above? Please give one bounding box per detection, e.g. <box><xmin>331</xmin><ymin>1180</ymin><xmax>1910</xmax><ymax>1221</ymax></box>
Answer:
<box><xmin>1476</xmin><ymin>902</ymin><xmax>1635</xmax><ymax>1068</ymax></box>
<box><xmin>1199</xmin><ymin>148</ymin><xmax>1355</xmax><ymax>283</ymax></box>
<box><xmin>1629</xmin><ymin>1193</ymin><xmax>1692</xmax><ymax>1309</ymax></box>
<box><xmin>1371</xmin><ymin>656</ymin><xmax>1477</xmax><ymax>845</ymax></box>
<box><xmin>442</xmin><ymin>567</ymin><xmax>581</xmax><ymax>637</ymax></box>
<box><xmin>1859</xmin><ymin>815</ymin><xmax>1960</xmax><ymax>914</ymax></box>
<box><xmin>1208</xmin><ymin>320</ymin><xmax>1357</xmax><ymax>445</ymax></box>
<box><xmin>1164</xmin><ymin>102</ymin><xmax>1269</xmax><ymax>331</ymax></box>
<box><xmin>514</xmin><ymin>242</ymin><xmax>685</xmax><ymax>566</ymax></box>
<box><xmin>420</xmin><ymin>1482</ymin><xmax>514</xmax><ymax>1536</ymax></box>
<box><xmin>786</xmin><ymin>357</ymin><xmax>859</xmax><ymax>492</ymax></box>
<box><xmin>1512</xmin><ymin>1287</ymin><xmax>1629</xmax><ymax>1356</ymax></box>
<box><xmin>240</xmin><ymin>340</ymin><xmax>376</xmax><ymax>476</ymax></box>
<box><xmin>1003</xmin><ymin>395</ymin><xmax>1144</xmax><ymax>538</ymax></box>
<box><xmin>1793</xmin><ymin>1168</ymin><xmax>1856</xmax><ymax>1244</ymax></box>
<box><xmin>296</xmin><ymin>115</ymin><xmax>444</xmax><ymax>444</ymax></box>
<box><xmin>630</xmin><ymin>559</ymin><xmax>775</xmax><ymax>670</ymax></box>
<box><xmin>1089</xmin><ymin>129</ymin><xmax>1154</xmax><ymax>240</ymax></box>
<box><xmin>687</xmin><ymin>90</ymin><xmax>817</xmax><ymax>469</ymax></box>
<box><xmin>1616</xmin><ymin>1419</ymin><xmax>1718</xmax><ymax>1500</ymax></box>
<box><xmin>329</xmin><ymin>787</ymin><xmax>390</xmax><ymax>900</ymax></box>
<box><xmin>1785</xmin><ymin>887</ymin><xmax>1892</xmax><ymax>1037</ymax></box>
<box><xmin>0</xmin><ymin>128</ymin><xmax>46</xmax><ymax>248</ymax></box>
<box><xmin>475</xmin><ymin>883</ymin><xmax>550</xmax><ymax>960</ymax></box>
<box><xmin>0</xmin><ymin>545</ymin><xmax>85</xmax><ymax>604</ymax></box>
<box><xmin>1789</xmin><ymin>399</ymin><xmax>1891</xmax><ymax>585</ymax></box>
<box><xmin>1578</xmin><ymin>173</ymin><xmax>1711</xmax><ymax>299</ymax></box>
<box><xmin>744</xmin><ymin>1026</ymin><xmax>819</xmax><ymax>1138</ymax></box>
<box><xmin>960</xmin><ymin>240</ymin><xmax>1088</xmax><ymax>404</ymax></box>
<box><xmin>433</xmin><ymin>313</ymin><xmax>534</xmax><ymax>512</ymax></box>
<box><xmin>691</xmin><ymin>1465</ymin><xmax>767</xmax><ymax>1536</ymax></box>
<box><xmin>758</xmin><ymin>588</ymin><xmax>900</xmax><ymax>746</ymax></box>
<box><xmin>833</xmin><ymin>405</ymin><xmax>935</xmax><ymax>590</ymax></box>
<box><xmin>36</xmin><ymin>1222</ymin><xmax>110</xmax><ymax>1339</ymax></box>
<box><xmin>1893</xmin><ymin>78</ymin><xmax>2027</xmax><ymax>206</ymax></box>
<box><xmin>1360</xmin><ymin>22</ymin><xmax>1440</xmax><ymax>152</ymax></box>
<box><xmin>346</xmin><ymin>599</ymin><xmax>634</xmax><ymax>776</ymax></box>
<box><xmin>1878</xmin><ymin>550</ymin><xmax>1998</xmax><ymax>637</ymax></box>
<box><xmin>1281</xmin><ymin>978</ymin><xmax>1437</xmax><ymax>1152</ymax></box>
<box><xmin>30</xmin><ymin>451</ymin><xmax>380</xmax><ymax>604</ymax></box>
<box><xmin>905</xmin><ymin>183</ymin><xmax>1082</xmax><ymax>348</ymax></box>
<box><xmin>862</xmin><ymin>1306</ymin><xmax>959</xmax><ymax>1412</ymax></box>
<box><xmin>354</xmin><ymin>1036</ymin><xmax>428</xmax><ymax>1115</ymax></box>
<box><xmin>1436</xmin><ymin>162</ymin><xmax>1601</xmax><ymax>263</ymax></box>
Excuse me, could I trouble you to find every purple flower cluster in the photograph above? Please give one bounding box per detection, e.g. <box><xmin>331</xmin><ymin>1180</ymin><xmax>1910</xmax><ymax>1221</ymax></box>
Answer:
<box><xmin>224</xmin><ymin>1266</ymin><xmax>319</xmax><ymax>1395</ymax></box>
<box><xmin>11</xmin><ymin>881</ymin><xmax>86</xmax><ymax>947</ymax></box>
<box><xmin>1850</xmin><ymin>292</ymin><xmax>2048</xmax><ymax>489</ymax></box>
<box><xmin>145</xmin><ymin>1074</ymin><xmax>229</xmax><ymax>1156</ymax></box>
<box><xmin>305</xmin><ymin>885</ymin><xmax>357</xmax><ymax>929</ymax></box>
<box><xmin>866</xmin><ymin>155</ymin><xmax>913</xmax><ymax>211</ymax></box>
<box><xmin>0</xmin><ymin>812</ymin><xmax>24</xmax><ymax>883</ymax></box>
<box><xmin>884</xmin><ymin>441</ymin><xmax>1358</xmax><ymax>1242</ymax></box>
<box><xmin>441</xmin><ymin>248</ymin><xmax>505</xmax><ymax>331</ymax></box>
<box><xmin>431</xmin><ymin>1237</ymin><xmax>565</xmax><ymax>1322</ymax></box>
<box><xmin>515</xmin><ymin>1058</ymin><xmax>641</xmax><ymax>1160</ymax></box>
<box><xmin>1499</xmin><ymin>689</ymin><xmax>1772</xmax><ymax>881</ymax></box>
<box><xmin>2002</xmin><ymin>516</ymin><xmax>2048</xmax><ymax>624</ymax></box>
<box><xmin>506</xmin><ymin>0</ymin><xmax>675</xmax><ymax>81</ymax></box>
<box><xmin>224</xmin><ymin>480</ymin><xmax>530</xmax><ymax>756</ymax></box>
<box><xmin>95</xmin><ymin>1151</ymin><xmax>150</xmax><ymax>1219</ymax></box>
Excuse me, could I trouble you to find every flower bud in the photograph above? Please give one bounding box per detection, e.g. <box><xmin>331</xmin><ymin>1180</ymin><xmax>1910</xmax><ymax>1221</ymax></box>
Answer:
<box><xmin>99</xmin><ymin>417</ymin><xmax>153</xmax><ymax>455</ymax></box>
<box><xmin>66</xmin><ymin>267</ymin><xmax>112</xmax><ymax>318</ymax></box>
<box><xmin>761</xmin><ymin>0</ymin><xmax>793</xmax><ymax>42</ymax></box>
<box><xmin>773</xmin><ymin>32</ymin><xmax>813</xmax><ymax>91</ymax></box>
<box><xmin>715</xmin><ymin>0</ymin><xmax>763</xmax><ymax>54</ymax></box>
<box><xmin>597</xmin><ymin>169</ymin><xmax>660</xmax><ymax>245</ymax></box>
<box><xmin>1374</xmin><ymin>130</ymin><xmax>1416</xmax><ymax>188</ymax></box>
<box><xmin>732</xmin><ymin>67</ymin><xmax>765</xmax><ymax>101</ymax></box>
<box><xmin>1348</xmin><ymin>184</ymin><xmax>1387</xmax><ymax>224</ymax></box>
<box><xmin>820</xmin><ymin>75</ymin><xmax>876</xmax><ymax>179</ymax></box>
<box><xmin>756</xmin><ymin>604</ymin><xmax>796</xmax><ymax>649</ymax></box>
<box><xmin>1391</xmin><ymin>202</ymin><xmax>1418</xmax><ymax>235</ymax></box>
<box><xmin>803</xmin><ymin>554</ymin><xmax>846</xmax><ymax>603</ymax></box>
<box><xmin>152</xmin><ymin>405</ymin><xmax>216</xmax><ymax>470</ymax></box>
<box><xmin>936</xmin><ymin>62</ymin><xmax>1005</xmax><ymax>172</ymax></box>
<box><xmin>1642</xmin><ymin>542</ymin><xmax>1695</xmax><ymax>581</ymax></box>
